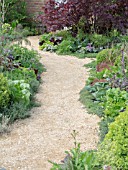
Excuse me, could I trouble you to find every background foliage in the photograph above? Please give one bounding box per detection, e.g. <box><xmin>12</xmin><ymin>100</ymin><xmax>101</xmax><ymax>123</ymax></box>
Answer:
<box><xmin>40</xmin><ymin>0</ymin><xmax>128</xmax><ymax>34</ymax></box>
<box><xmin>0</xmin><ymin>0</ymin><xmax>27</xmax><ymax>24</ymax></box>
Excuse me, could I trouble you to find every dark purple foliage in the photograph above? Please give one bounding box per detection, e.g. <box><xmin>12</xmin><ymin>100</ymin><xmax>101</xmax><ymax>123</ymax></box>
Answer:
<box><xmin>7</xmin><ymin>54</ymin><xmax>14</xmax><ymax>61</ymax></box>
<box><xmin>39</xmin><ymin>40</ymin><xmax>45</xmax><ymax>46</ymax></box>
<box><xmin>86</xmin><ymin>43</ymin><xmax>94</xmax><ymax>52</ymax></box>
<box><xmin>40</xmin><ymin>0</ymin><xmax>128</xmax><ymax>34</ymax></box>
<box><xmin>36</xmin><ymin>74</ymin><xmax>41</xmax><ymax>81</ymax></box>
<box><xmin>50</xmin><ymin>36</ymin><xmax>63</xmax><ymax>45</ymax></box>
<box><xmin>39</xmin><ymin>36</ymin><xmax>63</xmax><ymax>46</ymax></box>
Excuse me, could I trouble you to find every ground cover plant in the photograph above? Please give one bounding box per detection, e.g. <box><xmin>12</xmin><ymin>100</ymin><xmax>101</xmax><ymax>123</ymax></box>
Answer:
<box><xmin>0</xmin><ymin>23</ymin><xmax>45</xmax><ymax>132</ymax></box>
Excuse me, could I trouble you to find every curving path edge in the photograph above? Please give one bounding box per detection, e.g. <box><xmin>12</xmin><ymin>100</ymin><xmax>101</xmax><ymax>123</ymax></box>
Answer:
<box><xmin>0</xmin><ymin>36</ymin><xmax>100</xmax><ymax>170</ymax></box>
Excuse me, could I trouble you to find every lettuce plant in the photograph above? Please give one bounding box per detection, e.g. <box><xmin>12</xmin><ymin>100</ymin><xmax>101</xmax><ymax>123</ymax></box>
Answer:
<box><xmin>8</xmin><ymin>80</ymin><xmax>31</xmax><ymax>106</ymax></box>
<box><xmin>101</xmin><ymin>88</ymin><xmax>128</xmax><ymax>118</ymax></box>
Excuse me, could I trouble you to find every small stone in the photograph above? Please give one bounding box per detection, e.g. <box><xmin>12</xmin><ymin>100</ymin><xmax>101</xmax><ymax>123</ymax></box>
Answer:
<box><xmin>0</xmin><ymin>168</ymin><xmax>6</xmax><ymax>170</ymax></box>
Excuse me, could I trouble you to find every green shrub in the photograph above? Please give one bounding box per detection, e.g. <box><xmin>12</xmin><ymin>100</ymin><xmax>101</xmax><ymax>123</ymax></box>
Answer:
<box><xmin>56</xmin><ymin>39</ymin><xmax>74</xmax><ymax>54</ymax></box>
<box><xmin>40</xmin><ymin>32</ymin><xmax>53</xmax><ymax>42</ymax></box>
<box><xmin>101</xmin><ymin>88</ymin><xmax>128</xmax><ymax>118</ymax></box>
<box><xmin>2</xmin><ymin>0</ymin><xmax>27</xmax><ymax>24</ymax></box>
<box><xmin>11</xmin><ymin>45</ymin><xmax>44</xmax><ymax>73</ymax></box>
<box><xmin>4</xmin><ymin>68</ymin><xmax>36</xmax><ymax>82</ymax></box>
<box><xmin>89</xmin><ymin>33</ymin><xmax>110</xmax><ymax>48</ymax></box>
<box><xmin>109</xmin><ymin>29</ymin><xmax>128</xmax><ymax>44</ymax></box>
<box><xmin>54</xmin><ymin>30</ymin><xmax>72</xmax><ymax>39</ymax></box>
<box><xmin>96</xmin><ymin>48</ymin><xmax>120</xmax><ymax>64</ymax></box>
<box><xmin>97</xmin><ymin>108</ymin><xmax>128</xmax><ymax>169</ymax></box>
<box><xmin>0</xmin><ymin>74</ymin><xmax>10</xmax><ymax>109</ymax></box>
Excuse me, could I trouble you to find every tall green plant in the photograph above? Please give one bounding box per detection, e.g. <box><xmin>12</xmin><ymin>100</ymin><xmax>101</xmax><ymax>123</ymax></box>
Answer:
<box><xmin>50</xmin><ymin>131</ymin><xmax>95</xmax><ymax>170</ymax></box>
<box><xmin>0</xmin><ymin>0</ymin><xmax>26</xmax><ymax>24</ymax></box>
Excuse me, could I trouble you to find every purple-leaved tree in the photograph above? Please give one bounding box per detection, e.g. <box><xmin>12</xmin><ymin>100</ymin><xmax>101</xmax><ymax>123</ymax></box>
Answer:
<box><xmin>40</xmin><ymin>0</ymin><xmax>128</xmax><ymax>34</ymax></box>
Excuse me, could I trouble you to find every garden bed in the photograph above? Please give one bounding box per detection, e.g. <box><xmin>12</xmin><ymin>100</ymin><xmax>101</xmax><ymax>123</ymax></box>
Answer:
<box><xmin>0</xmin><ymin>24</ymin><xmax>46</xmax><ymax>132</ymax></box>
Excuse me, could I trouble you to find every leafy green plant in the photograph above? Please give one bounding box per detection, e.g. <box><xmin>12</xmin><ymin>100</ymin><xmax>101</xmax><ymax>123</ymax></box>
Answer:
<box><xmin>85</xmin><ymin>82</ymin><xmax>109</xmax><ymax>102</ymax></box>
<box><xmin>0</xmin><ymin>73</ymin><xmax>10</xmax><ymax>109</ymax></box>
<box><xmin>4</xmin><ymin>68</ymin><xmax>36</xmax><ymax>82</ymax></box>
<box><xmin>57</xmin><ymin>39</ymin><xmax>75</xmax><ymax>54</ymax></box>
<box><xmin>0</xmin><ymin>23</ymin><xmax>29</xmax><ymax>62</ymax></box>
<box><xmin>50</xmin><ymin>131</ymin><xmax>95</xmax><ymax>170</ymax></box>
<box><xmin>39</xmin><ymin>41</ymin><xmax>54</xmax><ymax>51</ymax></box>
<box><xmin>8</xmin><ymin>80</ymin><xmax>31</xmax><ymax>106</ymax></box>
<box><xmin>0</xmin><ymin>0</ymin><xmax>27</xmax><ymax>24</ymax></box>
<box><xmin>39</xmin><ymin>31</ymin><xmax>112</xmax><ymax>58</ymax></box>
<box><xmin>97</xmin><ymin>108</ymin><xmax>128</xmax><ymax>169</ymax></box>
<box><xmin>0</xmin><ymin>27</ymin><xmax>45</xmax><ymax>127</ymax></box>
<box><xmin>101</xmin><ymin>88</ymin><xmax>128</xmax><ymax>118</ymax></box>
<box><xmin>4</xmin><ymin>68</ymin><xmax>40</xmax><ymax>94</ymax></box>
<box><xmin>39</xmin><ymin>33</ymin><xmax>53</xmax><ymax>43</ymax></box>
<box><xmin>55</xmin><ymin>30</ymin><xmax>72</xmax><ymax>40</ymax></box>
<box><xmin>89</xmin><ymin>33</ymin><xmax>110</xmax><ymax>48</ymax></box>
<box><xmin>10</xmin><ymin>44</ymin><xmax>44</xmax><ymax>74</ymax></box>
<box><xmin>85</xmin><ymin>69</ymin><xmax>109</xmax><ymax>86</ymax></box>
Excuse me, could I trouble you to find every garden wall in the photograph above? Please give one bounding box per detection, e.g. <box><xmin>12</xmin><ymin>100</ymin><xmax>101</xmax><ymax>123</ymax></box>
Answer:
<box><xmin>25</xmin><ymin>0</ymin><xmax>46</xmax><ymax>19</ymax></box>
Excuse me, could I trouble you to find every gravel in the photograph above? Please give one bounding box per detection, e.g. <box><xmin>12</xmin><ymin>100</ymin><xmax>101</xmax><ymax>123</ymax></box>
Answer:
<box><xmin>0</xmin><ymin>36</ymin><xmax>100</xmax><ymax>170</ymax></box>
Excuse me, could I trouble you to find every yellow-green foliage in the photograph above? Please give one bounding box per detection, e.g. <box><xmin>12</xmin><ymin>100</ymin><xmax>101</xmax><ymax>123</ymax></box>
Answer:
<box><xmin>0</xmin><ymin>74</ymin><xmax>10</xmax><ymax>108</ymax></box>
<box><xmin>2</xmin><ymin>23</ymin><xmax>12</xmax><ymax>33</ymax></box>
<box><xmin>96</xmin><ymin>48</ymin><xmax>120</xmax><ymax>64</ymax></box>
<box><xmin>39</xmin><ymin>41</ymin><xmax>54</xmax><ymax>50</ymax></box>
<box><xmin>39</xmin><ymin>33</ymin><xmax>53</xmax><ymax>42</ymax></box>
<box><xmin>97</xmin><ymin>108</ymin><xmax>128</xmax><ymax>169</ymax></box>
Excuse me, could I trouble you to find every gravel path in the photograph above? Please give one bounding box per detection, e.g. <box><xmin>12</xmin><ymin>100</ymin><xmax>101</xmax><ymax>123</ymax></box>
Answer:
<box><xmin>0</xmin><ymin>36</ymin><xmax>100</xmax><ymax>170</ymax></box>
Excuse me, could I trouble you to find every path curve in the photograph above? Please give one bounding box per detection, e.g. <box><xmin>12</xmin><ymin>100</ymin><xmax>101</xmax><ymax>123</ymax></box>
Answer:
<box><xmin>0</xmin><ymin>36</ymin><xmax>100</xmax><ymax>170</ymax></box>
